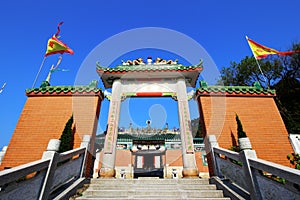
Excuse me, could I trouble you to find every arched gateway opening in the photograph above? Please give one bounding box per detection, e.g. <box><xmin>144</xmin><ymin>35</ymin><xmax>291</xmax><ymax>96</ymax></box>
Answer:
<box><xmin>97</xmin><ymin>57</ymin><xmax>203</xmax><ymax>178</ymax></box>
<box><xmin>119</xmin><ymin>97</ymin><xmax>178</xmax><ymax>179</ymax></box>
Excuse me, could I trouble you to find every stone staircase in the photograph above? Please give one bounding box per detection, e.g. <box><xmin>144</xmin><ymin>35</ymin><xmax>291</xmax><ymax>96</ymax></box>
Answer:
<box><xmin>75</xmin><ymin>178</ymin><xmax>231</xmax><ymax>200</ymax></box>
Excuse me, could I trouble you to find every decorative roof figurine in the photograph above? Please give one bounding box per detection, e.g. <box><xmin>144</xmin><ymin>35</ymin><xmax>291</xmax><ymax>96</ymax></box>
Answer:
<box><xmin>97</xmin><ymin>57</ymin><xmax>203</xmax><ymax>88</ymax></box>
<box><xmin>147</xmin><ymin>56</ymin><xmax>153</xmax><ymax>65</ymax></box>
<box><xmin>122</xmin><ymin>58</ymin><xmax>145</xmax><ymax>65</ymax></box>
<box><xmin>154</xmin><ymin>57</ymin><xmax>178</xmax><ymax>65</ymax></box>
<box><xmin>121</xmin><ymin>57</ymin><xmax>178</xmax><ymax>66</ymax></box>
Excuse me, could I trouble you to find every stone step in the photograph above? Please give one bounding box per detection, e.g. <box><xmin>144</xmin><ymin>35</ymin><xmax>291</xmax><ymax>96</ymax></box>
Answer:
<box><xmin>90</xmin><ymin>178</ymin><xmax>209</xmax><ymax>185</ymax></box>
<box><xmin>77</xmin><ymin>197</ymin><xmax>231</xmax><ymax>200</ymax></box>
<box><xmin>82</xmin><ymin>189</ymin><xmax>224</xmax><ymax>198</ymax></box>
<box><xmin>74</xmin><ymin>178</ymin><xmax>229</xmax><ymax>200</ymax></box>
<box><xmin>88</xmin><ymin>184</ymin><xmax>216</xmax><ymax>190</ymax></box>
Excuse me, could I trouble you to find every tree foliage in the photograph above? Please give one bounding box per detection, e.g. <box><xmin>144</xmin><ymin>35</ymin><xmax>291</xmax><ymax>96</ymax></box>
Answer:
<box><xmin>287</xmin><ymin>153</ymin><xmax>300</xmax><ymax>170</ymax></box>
<box><xmin>275</xmin><ymin>77</ymin><xmax>300</xmax><ymax>134</ymax></box>
<box><xmin>218</xmin><ymin>56</ymin><xmax>283</xmax><ymax>87</ymax></box>
<box><xmin>59</xmin><ymin>115</ymin><xmax>74</xmax><ymax>153</ymax></box>
<box><xmin>191</xmin><ymin>117</ymin><xmax>202</xmax><ymax>138</ymax></box>
<box><xmin>218</xmin><ymin>42</ymin><xmax>300</xmax><ymax>134</ymax></box>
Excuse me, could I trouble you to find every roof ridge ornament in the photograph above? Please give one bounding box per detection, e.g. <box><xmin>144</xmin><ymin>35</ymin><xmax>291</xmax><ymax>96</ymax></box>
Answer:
<box><xmin>196</xmin><ymin>59</ymin><xmax>203</xmax><ymax>68</ymax></box>
<box><xmin>121</xmin><ymin>57</ymin><xmax>178</xmax><ymax>66</ymax></box>
<box><xmin>253</xmin><ymin>81</ymin><xmax>262</xmax><ymax>89</ymax></box>
<box><xmin>96</xmin><ymin>58</ymin><xmax>203</xmax><ymax>88</ymax></box>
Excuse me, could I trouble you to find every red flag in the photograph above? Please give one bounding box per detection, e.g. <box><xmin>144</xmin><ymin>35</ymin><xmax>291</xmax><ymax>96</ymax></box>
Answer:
<box><xmin>45</xmin><ymin>22</ymin><xmax>74</xmax><ymax>57</ymax></box>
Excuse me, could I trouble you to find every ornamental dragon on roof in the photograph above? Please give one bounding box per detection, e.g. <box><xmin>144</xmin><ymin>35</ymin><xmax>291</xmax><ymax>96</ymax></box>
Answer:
<box><xmin>121</xmin><ymin>56</ymin><xmax>178</xmax><ymax>65</ymax></box>
<box><xmin>96</xmin><ymin>57</ymin><xmax>203</xmax><ymax>88</ymax></box>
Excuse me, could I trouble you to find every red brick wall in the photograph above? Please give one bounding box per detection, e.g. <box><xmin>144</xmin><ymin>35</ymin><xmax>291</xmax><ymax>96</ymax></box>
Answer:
<box><xmin>166</xmin><ymin>150</ymin><xmax>182</xmax><ymax>166</ymax></box>
<box><xmin>198</xmin><ymin>95</ymin><xmax>293</xmax><ymax>167</ymax></box>
<box><xmin>166</xmin><ymin>150</ymin><xmax>208</xmax><ymax>172</ymax></box>
<box><xmin>115</xmin><ymin>150</ymin><xmax>132</xmax><ymax>166</ymax></box>
<box><xmin>0</xmin><ymin>94</ymin><xmax>102</xmax><ymax>170</ymax></box>
<box><xmin>195</xmin><ymin>152</ymin><xmax>209</xmax><ymax>173</ymax></box>
<box><xmin>113</xmin><ymin>150</ymin><xmax>182</xmax><ymax>167</ymax></box>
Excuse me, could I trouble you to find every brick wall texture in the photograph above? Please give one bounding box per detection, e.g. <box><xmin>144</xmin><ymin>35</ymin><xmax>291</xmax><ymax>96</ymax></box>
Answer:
<box><xmin>198</xmin><ymin>95</ymin><xmax>293</xmax><ymax>167</ymax></box>
<box><xmin>0</xmin><ymin>94</ymin><xmax>101</xmax><ymax>170</ymax></box>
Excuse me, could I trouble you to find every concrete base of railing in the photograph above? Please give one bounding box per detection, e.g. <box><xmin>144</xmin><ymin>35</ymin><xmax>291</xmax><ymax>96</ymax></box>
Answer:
<box><xmin>209</xmin><ymin>176</ymin><xmax>250</xmax><ymax>200</ymax></box>
<box><xmin>182</xmin><ymin>168</ymin><xmax>199</xmax><ymax>178</ymax></box>
<box><xmin>99</xmin><ymin>167</ymin><xmax>116</xmax><ymax>178</ymax></box>
<box><xmin>52</xmin><ymin>178</ymin><xmax>89</xmax><ymax>200</ymax></box>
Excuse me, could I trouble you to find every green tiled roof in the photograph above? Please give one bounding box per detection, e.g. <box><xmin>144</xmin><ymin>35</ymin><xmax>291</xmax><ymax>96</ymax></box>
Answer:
<box><xmin>117</xmin><ymin>134</ymin><xmax>204</xmax><ymax>144</ymax></box>
<box><xmin>197</xmin><ymin>81</ymin><xmax>275</xmax><ymax>96</ymax></box>
<box><xmin>26</xmin><ymin>80</ymin><xmax>103</xmax><ymax>96</ymax></box>
<box><xmin>97</xmin><ymin>61</ymin><xmax>203</xmax><ymax>88</ymax></box>
<box><xmin>193</xmin><ymin>138</ymin><xmax>204</xmax><ymax>144</ymax></box>
<box><xmin>117</xmin><ymin>134</ymin><xmax>181</xmax><ymax>141</ymax></box>
<box><xmin>96</xmin><ymin>62</ymin><xmax>203</xmax><ymax>73</ymax></box>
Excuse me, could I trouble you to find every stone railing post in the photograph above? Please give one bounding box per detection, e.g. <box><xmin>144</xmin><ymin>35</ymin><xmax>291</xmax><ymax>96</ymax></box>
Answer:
<box><xmin>80</xmin><ymin>135</ymin><xmax>91</xmax><ymax>150</ymax></box>
<box><xmin>239</xmin><ymin>149</ymin><xmax>261</xmax><ymax>200</ymax></box>
<box><xmin>80</xmin><ymin>135</ymin><xmax>91</xmax><ymax>177</ymax></box>
<box><xmin>39</xmin><ymin>139</ymin><xmax>60</xmax><ymax>200</ymax></box>
<box><xmin>205</xmin><ymin>135</ymin><xmax>220</xmax><ymax>177</ymax></box>
<box><xmin>42</xmin><ymin>139</ymin><xmax>60</xmax><ymax>159</ymax></box>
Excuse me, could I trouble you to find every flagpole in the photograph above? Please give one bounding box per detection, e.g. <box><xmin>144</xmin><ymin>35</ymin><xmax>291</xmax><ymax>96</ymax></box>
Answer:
<box><xmin>0</xmin><ymin>82</ymin><xmax>6</xmax><ymax>94</ymax></box>
<box><xmin>46</xmin><ymin>56</ymin><xmax>63</xmax><ymax>83</ymax></box>
<box><xmin>45</xmin><ymin>65</ymin><xmax>54</xmax><ymax>83</ymax></box>
<box><xmin>253</xmin><ymin>55</ymin><xmax>270</xmax><ymax>88</ymax></box>
<box><xmin>54</xmin><ymin>56</ymin><xmax>63</xmax><ymax>70</ymax></box>
<box><xmin>245</xmin><ymin>36</ymin><xmax>270</xmax><ymax>89</ymax></box>
<box><xmin>32</xmin><ymin>57</ymin><xmax>47</xmax><ymax>88</ymax></box>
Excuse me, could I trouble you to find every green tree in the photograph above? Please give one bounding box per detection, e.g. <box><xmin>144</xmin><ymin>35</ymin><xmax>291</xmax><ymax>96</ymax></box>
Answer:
<box><xmin>218</xmin><ymin>42</ymin><xmax>300</xmax><ymax>134</ymax></box>
<box><xmin>236</xmin><ymin>114</ymin><xmax>247</xmax><ymax>138</ymax></box>
<box><xmin>59</xmin><ymin>115</ymin><xmax>74</xmax><ymax>153</ymax></box>
<box><xmin>281</xmin><ymin>43</ymin><xmax>300</xmax><ymax>79</ymax></box>
<box><xmin>218</xmin><ymin>56</ymin><xmax>282</xmax><ymax>88</ymax></box>
<box><xmin>275</xmin><ymin>77</ymin><xmax>300</xmax><ymax>134</ymax></box>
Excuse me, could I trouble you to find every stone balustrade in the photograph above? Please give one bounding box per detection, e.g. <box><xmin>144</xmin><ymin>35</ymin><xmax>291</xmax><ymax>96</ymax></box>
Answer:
<box><xmin>207</xmin><ymin>135</ymin><xmax>300</xmax><ymax>200</ymax></box>
<box><xmin>0</xmin><ymin>135</ymin><xmax>91</xmax><ymax>200</ymax></box>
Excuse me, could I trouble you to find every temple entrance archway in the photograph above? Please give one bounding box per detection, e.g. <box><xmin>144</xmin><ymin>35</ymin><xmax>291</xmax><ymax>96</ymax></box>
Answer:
<box><xmin>97</xmin><ymin>57</ymin><xmax>203</xmax><ymax>178</ymax></box>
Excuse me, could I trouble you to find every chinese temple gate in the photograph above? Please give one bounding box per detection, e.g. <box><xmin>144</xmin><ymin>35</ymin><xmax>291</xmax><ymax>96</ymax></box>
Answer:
<box><xmin>97</xmin><ymin>57</ymin><xmax>203</xmax><ymax>178</ymax></box>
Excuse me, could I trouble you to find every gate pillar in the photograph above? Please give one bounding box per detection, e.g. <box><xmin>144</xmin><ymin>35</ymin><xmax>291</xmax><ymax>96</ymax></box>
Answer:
<box><xmin>176</xmin><ymin>78</ymin><xmax>198</xmax><ymax>178</ymax></box>
<box><xmin>100</xmin><ymin>79</ymin><xmax>122</xmax><ymax>178</ymax></box>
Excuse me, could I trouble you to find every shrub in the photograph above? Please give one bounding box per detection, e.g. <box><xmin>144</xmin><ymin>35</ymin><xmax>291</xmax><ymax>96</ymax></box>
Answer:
<box><xmin>236</xmin><ymin>114</ymin><xmax>247</xmax><ymax>138</ymax></box>
<box><xmin>58</xmin><ymin>115</ymin><xmax>74</xmax><ymax>153</ymax></box>
<box><xmin>287</xmin><ymin>153</ymin><xmax>300</xmax><ymax>170</ymax></box>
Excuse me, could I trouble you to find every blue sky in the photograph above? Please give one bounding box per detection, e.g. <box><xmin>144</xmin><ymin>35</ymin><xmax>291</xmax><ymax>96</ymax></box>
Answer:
<box><xmin>0</xmin><ymin>0</ymin><xmax>299</xmax><ymax>148</ymax></box>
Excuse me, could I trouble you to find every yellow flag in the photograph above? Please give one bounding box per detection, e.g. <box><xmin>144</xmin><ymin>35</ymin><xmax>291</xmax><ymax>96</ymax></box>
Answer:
<box><xmin>45</xmin><ymin>35</ymin><xmax>74</xmax><ymax>57</ymax></box>
<box><xmin>246</xmin><ymin>37</ymin><xmax>296</xmax><ymax>59</ymax></box>
<box><xmin>44</xmin><ymin>22</ymin><xmax>74</xmax><ymax>57</ymax></box>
